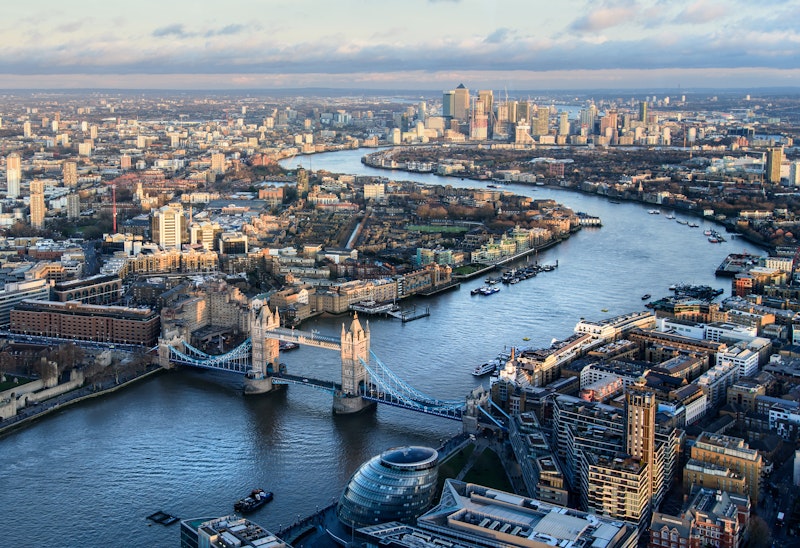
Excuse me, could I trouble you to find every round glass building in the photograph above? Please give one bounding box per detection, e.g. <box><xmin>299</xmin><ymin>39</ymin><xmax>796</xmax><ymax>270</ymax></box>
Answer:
<box><xmin>336</xmin><ymin>446</ymin><xmax>439</xmax><ymax>529</ymax></box>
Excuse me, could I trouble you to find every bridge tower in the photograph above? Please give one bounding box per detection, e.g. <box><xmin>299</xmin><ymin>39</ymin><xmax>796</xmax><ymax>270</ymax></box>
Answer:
<box><xmin>245</xmin><ymin>300</ymin><xmax>281</xmax><ymax>395</ymax></box>
<box><xmin>334</xmin><ymin>313</ymin><xmax>376</xmax><ymax>415</ymax></box>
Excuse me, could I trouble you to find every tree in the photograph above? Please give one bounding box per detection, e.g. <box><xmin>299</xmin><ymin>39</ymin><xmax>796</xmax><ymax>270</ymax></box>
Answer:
<box><xmin>744</xmin><ymin>515</ymin><xmax>772</xmax><ymax>548</ymax></box>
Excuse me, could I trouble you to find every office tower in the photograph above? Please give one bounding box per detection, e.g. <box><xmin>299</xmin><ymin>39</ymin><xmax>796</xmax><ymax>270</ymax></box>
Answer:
<box><xmin>765</xmin><ymin>147</ymin><xmax>782</xmax><ymax>184</ymax></box>
<box><xmin>453</xmin><ymin>84</ymin><xmax>469</xmax><ymax>122</ymax></box>
<box><xmin>478</xmin><ymin>90</ymin><xmax>493</xmax><ymax>116</ymax></box>
<box><xmin>29</xmin><ymin>179</ymin><xmax>45</xmax><ymax>229</ymax></box>
<box><xmin>151</xmin><ymin>203</ymin><xmax>187</xmax><ymax>249</ymax></box>
<box><xmin>63</xmin><ymin>161</ymin><xmax>78</xmax><ymax>187</ymax></box>
<box><xmin>66</xmin><ymin>193</ymin><xmax>81</xmax><ymax>219</ymax></box>
<box><xmin>442</xmin><ymin>90</ymin><xmax>455</xmax><ymax>118</ymax></box>
<box><xmin>639</xmin><ymin>101</ymin><xmax>647</xmax><ymax>123</ymax></box>
<box><xmin>6</xmin><ymin>153</ymin><xmax>21</xmax><ymax>198</ymax></box>
<box><xmin>417</xmin><ymin>101</ymin><xmax>426</xmax><ymax>123</ymax></box>
<box><xmin>558</xmin><ymin>111</ymin><xmax>570</xmax><ymax>136</ymax></box>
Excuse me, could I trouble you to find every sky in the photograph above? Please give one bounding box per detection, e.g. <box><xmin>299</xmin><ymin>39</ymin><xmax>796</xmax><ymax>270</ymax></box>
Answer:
<box><xmin>1</xmin><ymin>0</ymin><xmax>799</xmax><ymax>91</ymax></box>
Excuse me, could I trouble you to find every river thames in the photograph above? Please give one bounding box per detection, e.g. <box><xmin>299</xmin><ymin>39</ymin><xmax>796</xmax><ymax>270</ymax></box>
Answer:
<box><xmin>0</xmin><ymin>148</ymin><xmax>764</xmax><ymax>546</ymax></box>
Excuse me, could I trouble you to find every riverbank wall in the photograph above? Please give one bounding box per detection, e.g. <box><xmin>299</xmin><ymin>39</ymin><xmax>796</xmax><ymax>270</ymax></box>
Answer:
<box><xmin>0</xmin><ymin>365</ymin><xmax>165</xmax><ymax>438</ymax></box>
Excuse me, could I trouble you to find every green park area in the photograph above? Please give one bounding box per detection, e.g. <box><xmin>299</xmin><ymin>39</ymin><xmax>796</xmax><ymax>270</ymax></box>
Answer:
<box><xmin>462</xmin><ymin>448</ymin><xmax>514</xmax><ymax>493</ymax></box>
<box><xmin>436</xmin><ymin>443</ymin><xmax>513</xmax><ymax>494</ymax></box>
<box><xmin>0</xmin><ymin>376</ymin><xmax>34</xmax><ymax>392</ymax></box>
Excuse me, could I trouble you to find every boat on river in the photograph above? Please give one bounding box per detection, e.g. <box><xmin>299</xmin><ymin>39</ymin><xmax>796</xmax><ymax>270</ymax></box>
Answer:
<box><xmin>641</xmin><ymin>294</ymin><xmax>651</xmax><ymax>300</ymax></box>
<box><xmin>472</xmin><ymin>359</ymin><xmax>502</xmax><ymax>376</ymax></box>
<box><xmin>234</xmin><ymin>489</ymin><xmax>273</xmax><ymax>513</ymax></box>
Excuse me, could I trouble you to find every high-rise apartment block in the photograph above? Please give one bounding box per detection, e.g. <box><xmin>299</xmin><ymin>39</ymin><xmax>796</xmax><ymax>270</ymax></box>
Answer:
<box><xmin>29</xmin><ymin>179</ymin><xmax>45</xmax><ymax>229</ymax></box>
<box><xmin>210</xmin><ymin>152</ymin><xmax>226</xmax><ymax>175</ymax></box>
<box><xmin>63</xmin><ymin>161</ymin><xmax>78</xmax><ymax>187</ymax></box>
<box><xmin>558</xmin><ymin>111</ymin><xmax>570</xmax><ymax>136</ymax></box>
<box><xmin>66</xmin><ymin>193</ymin><xmax>81</xmax><ymax>219</ymax></box>
<box><xmin>765</xmin><ymin>146</ymin><xmax>782</xmax><ymax>184</ymax></box>
<box><xmin>533</xmin><ymin>106</ymin><xmax>549</xmax><ymax>137</ymax></box>
<box><xmin>6</xmin><ymin>152</ymin><xmax>21</xmax><ymax>198</ymax></box>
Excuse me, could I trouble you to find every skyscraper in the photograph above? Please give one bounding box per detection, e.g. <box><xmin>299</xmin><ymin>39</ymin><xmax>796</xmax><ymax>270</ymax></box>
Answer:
<box><xmin>442</xmin><ymin>90</ymin><xmax>455</xmax><ymax>119</ymax></box>
<box><xmin>6</xmin><ymin>152</ymin><xmax>21</xmax><ymax>198</ymax></box>
<box><xmin>639</xmin><ymin>101</ymin><xmax>648</xmax><ymax>123</ymax></box>
<box><xmin>453</xmin><ymin>84</ymin><xmax>469</xmax><ymax>122</ymax></box>
<box><xmin>765</xmin><ymin>146</ymin><xmax>783</xmax><ymax>184</ymax></box>
<box><xmin>477</xmin><ymin>90</ymin><xmax>493</xmax><ymax>116</ymax></box>
<box><xmin>29</xmin><ymin>179</ymin><xmax>45</xmax><ymax>229</ymax></box>
<box><xmin>625</xmin><ymin>378</ymin><xmax>657</xmax><ymax>501</ymax></box>
<box><xmin>63</xmin><ymin>161</ymin><xmax>78</xmax><ymax>187</ymax></box>
<box><xmin>558</xmin><ymin>111</ymin><xmax>570</xmax><ymax>136</ymax></box>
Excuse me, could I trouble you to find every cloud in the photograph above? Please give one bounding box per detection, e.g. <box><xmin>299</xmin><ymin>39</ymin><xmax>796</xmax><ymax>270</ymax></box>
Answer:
<box><xmin>55</xmin><ymin>20</ymin><xmax>86</xmax><ymax>34</ymax></box>
<box><xmin>153</xmin><ymin>24</ymin><xmax>188</xmax><ymax>38</ymax></box>
<box><xmin>484</xmin><ymin>28</ymin><xmax>513</xmax><ymax>44</ymax></box>
<box><xmin>1</xmin><ymin>18</ymin><xmax>799</xmax><ymax>82</ymax></box>
<box><xmin>674</xmin><ymin>0</ymin><xmax>727</xmax><ymax>24</ymax></box>
<box><xmin>569</xmin><ymin>2</ymin><xmax>639</xmax><ymax>33</ymax></box>
<box><xmin>208</xmin><ymin>24</ymin><xmax>245</xmax><ymax>37</ymax></box>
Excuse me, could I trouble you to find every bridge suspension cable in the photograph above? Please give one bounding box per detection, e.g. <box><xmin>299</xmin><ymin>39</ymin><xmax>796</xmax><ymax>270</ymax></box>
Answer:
<box><xmin>358</xmin><ymin>351</ymin><xmax>464</xmax><ymax>418</ymax></box>
<box><xmin>169</xmin><ymin>338</ymin><xmax>252</xmax><ymax>373</ymax></box>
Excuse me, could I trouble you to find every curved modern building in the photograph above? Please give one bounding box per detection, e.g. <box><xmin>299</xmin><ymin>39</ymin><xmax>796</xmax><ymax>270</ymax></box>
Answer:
<box><xmin>337</xmin><ymin>446</ymin><xmax>439</xmax><ymax>529</ymax></box>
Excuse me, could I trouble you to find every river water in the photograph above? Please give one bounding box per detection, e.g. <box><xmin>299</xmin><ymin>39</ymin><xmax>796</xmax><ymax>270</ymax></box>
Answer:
<box><xmin>0</xmin><ymin>148</ymin><xmax>763</xmax><ymax>546</ymax></box>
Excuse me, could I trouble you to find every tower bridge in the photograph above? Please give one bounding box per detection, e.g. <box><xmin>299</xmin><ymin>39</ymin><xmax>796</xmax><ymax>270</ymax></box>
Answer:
<box><xmin>159</xmin><ymin>300</ymin><xmax>468</xmax><ymax>420</ymax></box>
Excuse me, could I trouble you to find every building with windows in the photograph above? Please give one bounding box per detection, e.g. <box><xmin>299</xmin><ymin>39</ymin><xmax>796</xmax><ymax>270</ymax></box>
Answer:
<box><xmin>0</xmin><ymin>278</ymin><xmax>50</xmax><ymax>327</ymax></box>
<box><xmin>62</xmin><ymin>160</ymin><xmax>77</xmax><ymax>187</ymax></box>
<box><xmin>52</xmin><ymin>274</ymin><xmax>122</xmax><ymax>305</ymax></box>
<box><xmin>337</xmin><ymin>446</ymin><xmax>439</xmax><ymax>530</ymax></box>
<box><xmin>6</xmin><ymin>152</ymin><xmax>21</xmax><ymax>198</ymax></box>
<box><xmin>151</xmin><ymin>203</ymin><xmax>187</xmax><ymax>249</ymax></box>
<box><xmin>765</xmin><ymin>146</ymin><xmax>782</xmax><ymax>184</ymax></box>
<box><xmin>357</xmin><ymin>479</ymin><xmax>638</xmax><ymax>548</ymax></box>
<box><xmin>10</xmin><ymin>300</ymin><xmax>160</xmax><ymax>347</ymax></box>
<box><xmin>29</xmin><ymin>179</ymin><xmax>45</xmax><ymax>229</ymax></box>
<box><xmin>180</xmin><ymin>515</ymin><xmax>289</xmax><ymax>548</ymax></box>
<box><xmin>684</xmin><ymin>432</ymin><xmax>762</xmax><ymax>503</ymax></box>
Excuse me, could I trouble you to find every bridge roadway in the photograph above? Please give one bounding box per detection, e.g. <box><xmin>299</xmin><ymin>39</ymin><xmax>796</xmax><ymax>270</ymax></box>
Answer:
<box><xmin>269</xmin><ymin>374</ymin><xmax>463</xmax><ymax>421</ymax></box>
<box><xmin>264</xmin><ymin>327</ymin><xmax>341</xmax><ymax>351</ymax></box>
<box><xmin>271</xmin><ymin>372</ymin><xmax>340</xmax><ymax>393</ymax></box>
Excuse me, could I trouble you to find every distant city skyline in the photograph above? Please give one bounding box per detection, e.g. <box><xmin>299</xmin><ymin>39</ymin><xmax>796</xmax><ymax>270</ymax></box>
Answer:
<box><xmin>1</xmin><ymin>0</ymin><xmax>799</xmax><ymax>90</ymax></box>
